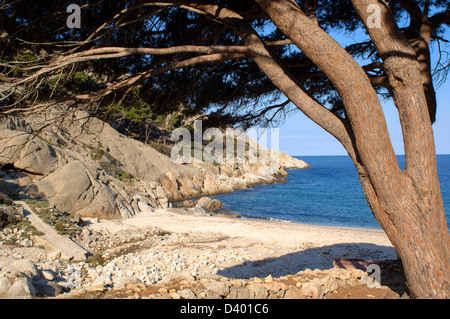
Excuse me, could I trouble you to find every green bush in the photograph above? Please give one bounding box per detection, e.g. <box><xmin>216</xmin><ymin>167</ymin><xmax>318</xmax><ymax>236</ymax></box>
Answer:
<box><xmin>114</xmin><ymin>170</ymin><xmax>136</xmax><ymax>182</ymax></box>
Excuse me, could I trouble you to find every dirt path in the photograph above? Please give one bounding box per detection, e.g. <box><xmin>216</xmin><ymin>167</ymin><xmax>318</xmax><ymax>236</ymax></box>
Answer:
<box><xmin>15</xmin><ymin>200</ymin><xmax>89</xmax><ymax>261</ymax></box>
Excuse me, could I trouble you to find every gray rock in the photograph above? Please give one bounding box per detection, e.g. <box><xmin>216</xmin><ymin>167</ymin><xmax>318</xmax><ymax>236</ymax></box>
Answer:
<box><xmin>204</xmin><ymin>290</ymin><xmax>222</xmax><ymax>299</ymax></box>
<box><xmin>226</xmin><ymin>287</ymin><xmax>254</xmax><ymax>299</ymax></box>
<box><xmin>160</xmin><ymin>271</ymin><xmax>195</xmax><ymax>285</ymax></box>
<box><xmin>0</xmin><ymin>275</ymin><xmax>36</xmax><ymax>299</ymax></box>
<box><xmin>35</xmin><ymin>280</ymin><xmax>65</xmax><ymax>297</ymax></box>
<box><xmin>28</xmin><ymin>161</ymin><xmax>94</xmax><ymax>213</ymax></box>
<box><xmin>0</xmin><ymin>277</ymin><xmax>10</xmax><ymax>296</ymax></box>
<box><xmin>177</xmin><ymin>288</ymin><xmax>197</xmax><ymax>299</ymax></box>
<box><xmin>210</xmin><ymin>208</ymin><xmax>241</xmax><ymax>218</ymax></box>
<box><xmin>302</xmin><ymin>281</ymin><xmax>323</xmax><ymax>299</ymax></box>
<box><xmin>3</xmin><ymin>258</ymin><xmax>40</xmax><ymax>279</ymax></box>
<box><xmin>0</xmin><ymin>109</ymin><xmax>309</xmax><ymax>220</ymax></box>
<box><xmin>283</xmin><ymin>285</ymin><xmax>304</xmax><ymax>299</ymax></box>
<box><xmin>14</xmin><ymin>139</ymin><xmax>59</xmax><ymax>175</ymax></box>
<box><xmin>47</xmin><ymin>250</ymin><xmax>61</xmax><ymax>261</ymax></box>
<box><xmin>201</xmin><ymin>280</ymin><xmax>230</xmax><ymax>296</ymax></box>
<box><xmin>245</xmin><ymin>282</ymin><xmax>268</xmax><ymax>299</ymax></box>
<box><xmin>196</xmin><ymin>197</ymin><xmax>223</xmax><ymax>211</ymax></box>
<box><xmin>90</xmin><ymin>275</ymin><xmax>112</xmax><ymax>292</ymax></box>
<box><xmin>189</xmin><ymin>206</ymin><xmax>211</xmax><ymax>216</ymax></box>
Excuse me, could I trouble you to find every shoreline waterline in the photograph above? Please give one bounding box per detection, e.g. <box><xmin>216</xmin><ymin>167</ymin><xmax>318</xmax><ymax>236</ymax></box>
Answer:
<box><xmin>207</xmin><ymin>155</ymin><xmax>450</xmax><ymax>230</ymax></box>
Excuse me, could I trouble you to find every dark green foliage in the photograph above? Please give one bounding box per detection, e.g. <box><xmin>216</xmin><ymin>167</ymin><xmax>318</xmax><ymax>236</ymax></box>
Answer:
<box><xmin>1</xmin><ymin>0</ymin><xmax>448</xmax><ymax>126</ymax></box>
<box><xmin>114</xmin><ymin>170</ymin><xmax>136</xmax><ymax>182</ymax></box>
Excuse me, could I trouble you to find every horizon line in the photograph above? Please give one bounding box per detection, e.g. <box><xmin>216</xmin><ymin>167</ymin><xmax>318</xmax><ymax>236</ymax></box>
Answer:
<box><xmin>289</xmin><ymin>153</ymin><xmax>450</xmax><ymax>157</ymax></box>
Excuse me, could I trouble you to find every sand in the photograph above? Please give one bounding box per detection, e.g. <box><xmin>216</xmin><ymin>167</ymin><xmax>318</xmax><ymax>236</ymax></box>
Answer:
<box><xmin>86</xmin><ymin>208</ymin><xmax>397</xmax><ymax>279</ymax></box>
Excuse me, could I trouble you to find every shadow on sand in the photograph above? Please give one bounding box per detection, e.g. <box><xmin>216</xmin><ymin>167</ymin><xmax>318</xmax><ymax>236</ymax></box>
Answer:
<box><xmin>218</xmin><ymin>243</ymin><xmax>407</xmax><ymax>295</ymax></box>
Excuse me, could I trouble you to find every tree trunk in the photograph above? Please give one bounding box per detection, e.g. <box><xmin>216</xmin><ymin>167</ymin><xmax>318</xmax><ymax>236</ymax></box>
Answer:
<box><xmin>254</xmin><ymin>0</ymin><xmax>450</xmax><ymax>298</ymax></box>
<box><xmin>349</xmin><ymin>0</ymin><xmax>450</xmax><ymax>298</ymax></box>
<box><xmin>356</xmin><ymin>161</ymin><xmax>450</xmax><ymax>298</ymax></box>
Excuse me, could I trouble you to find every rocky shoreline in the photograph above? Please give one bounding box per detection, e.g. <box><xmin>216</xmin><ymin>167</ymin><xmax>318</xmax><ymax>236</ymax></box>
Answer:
<box><xmin>0</xmin><ymin>108</ymin><xmax>310</xmax><ymax>220</ymax></box>
<box><xmin>1</xmin><ymin>203</ymin><xmax>407</xmax><ymax>299</ymax></box>
<box><xmin>0</xmin><ymin>109</ymin><xmax>407</xmax><ymax>300</ymax></box>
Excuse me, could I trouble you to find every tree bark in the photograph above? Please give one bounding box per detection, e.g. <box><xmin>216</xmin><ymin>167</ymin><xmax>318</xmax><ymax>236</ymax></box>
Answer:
<box><xmin>254</xmin><ymin>0</ymin><xmax>450</xmax><ymax>298</ymax></box>
<box><xmin>350</xmin><ymin>0</ymin><xmax>450</xmax><ymax>298</ymax></box>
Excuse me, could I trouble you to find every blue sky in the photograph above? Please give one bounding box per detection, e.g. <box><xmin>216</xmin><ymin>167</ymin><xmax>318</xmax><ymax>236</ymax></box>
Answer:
<box><xmin>279</xmin><ymin>78</ymin><xmax>450</xmax><ymax>156</ymax></box>
<box><xmin>278</xmin><ymin>27</ymin><xmax>450</xmax><ymax>157</ymax></box>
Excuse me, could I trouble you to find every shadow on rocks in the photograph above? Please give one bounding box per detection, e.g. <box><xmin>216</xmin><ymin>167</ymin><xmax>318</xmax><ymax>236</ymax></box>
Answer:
<box><xmin>217</xmin><ymin>243</ymin><xmax>407</xmax><ymax>295</ymax></box>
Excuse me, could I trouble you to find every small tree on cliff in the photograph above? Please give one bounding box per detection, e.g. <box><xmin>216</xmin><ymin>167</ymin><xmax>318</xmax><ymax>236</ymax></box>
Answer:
<box><xmin>1</xmin><ymin>0</ymin><xmax>450</xmax><ymax>298</ymax></box>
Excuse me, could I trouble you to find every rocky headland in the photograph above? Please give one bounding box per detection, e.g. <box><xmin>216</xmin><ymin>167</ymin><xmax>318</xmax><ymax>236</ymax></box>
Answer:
<box><xmin>0</xmin><ymin>107</ymin><xmax>310</xmax><ymax>219</ymax></box>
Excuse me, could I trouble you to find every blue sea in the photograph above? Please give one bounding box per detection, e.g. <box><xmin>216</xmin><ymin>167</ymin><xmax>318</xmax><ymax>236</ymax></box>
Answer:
<box><xmin>211</xmin><ymin>155</ymin><xmax>450</xmax><ymax>230</ymax></box>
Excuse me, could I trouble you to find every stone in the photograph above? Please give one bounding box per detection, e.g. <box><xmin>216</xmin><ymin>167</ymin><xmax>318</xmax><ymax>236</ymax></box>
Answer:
<box><xmin>226</xmin><ymin>287</ymin><xmax>254</xmax><ymax>299</ymax></box>
<box><xmin>189</xmin><ymin>206</ymin><xmax>211</xmax><ymax>216</ymax></box>
<box><xmin>245</xmin><ymin>282</ymin><xmax>268</xmax><ymax>299</ymax></box>
<box><xmin>71</xmin><ymin>213</ymin><xmax>84</xmax><ymax>226</ymax></box>
<box><xmin>28</xmin><ymin>161</ymin><xmax>94</xmax><ymax>214</ymax></box>
<box><xmin>177</xmin><ymin>288</ymin><xmax>197</xmax><ymax>299</ymax></box>
<box><xmin>1</xmin><ymin>275</ymin><xmax>36</xmax><ymax>299</ymax></box>
<box><xmin>47</xmin><ymin>250</ymin><xmax>61</xmax><ymax>261</ymax></box>
<box><xmin>160</xmin><ymin>271</ymin><xmax>195</xmax><ymax>285</ymax></box>
<box><xmin>13</xmin><ymin>138</ymin><xmax>59</xmax><ymax>175</ymax></box>
<box><xmin>3</xmin><ymin>258</ymin><xmax>40</xmax><ymax>279</ymax></box>
<box><xmin>41</xmin><ymin>270</ymin><xmax>56</xmax><ymax>281</ymax></box>
<box><xmin>196</xmin><ymin>197</ymin><xmax>223</xmax><ymax>211</ymax></box>
<box><xmin>90</xmin><ymin>275</ymin><xmax>112</xmax><ymax>292</ymax></box>
<box><xmin>0</xmin><ymin>109</ymin><xmax>308</xmax><ymax>220</ymax></box>
<box><xmin>201</xmin><ymin>280</ymin><xmax>230</xmax><ymax>296</ymax></box>
<box><xmin>302</xmin><ymin>282</ymin><xmax>323</xmax><ymax>299</ymax></box>
<box><xmin>284</xmin><ymin>285</ymin><xmax>304</xmax><ymax>299</ymax></box>
<box><xmin>169</xmin><ymin>292</ymin><xmax>181</xmax><ymax>299</ymax></box>
<box><xmin>0</xmin><ymin>277</ymin><xmax>11</xmax><ymax>297</ymax></box>
<box><xmin>35</xmin><ymin>280</ymin><xmax>65</xmax><ymax>297</ymax></box>
<box><xmin>181</xmin><ymin>200</ymin><xmax>195</xmax><ymax>208</ymax></box>
<box><xmin>210</xmin><ymin>208</ymin><xmax>241</xmax><ymax>218</ymax></box>
<box><xmin>261</xmin><ymin>281</ymin><xmax>281</xmax><ymax>293</ymax></box>
<box><xmin>204</xmin><ymin>290</ymin><xmax>222</xmax><ymax>299</ymax></box>
<box><xmin>158</xmin><ymin>287</ymin><xmax>169</xmax><ymax>295</ymax></box>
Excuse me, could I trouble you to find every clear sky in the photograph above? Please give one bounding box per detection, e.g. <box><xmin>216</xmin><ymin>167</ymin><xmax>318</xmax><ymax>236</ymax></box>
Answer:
<box><xmin>278</xmin><ymin>28</ymin><xmax>450</xmax><ymax>157</ymax></box>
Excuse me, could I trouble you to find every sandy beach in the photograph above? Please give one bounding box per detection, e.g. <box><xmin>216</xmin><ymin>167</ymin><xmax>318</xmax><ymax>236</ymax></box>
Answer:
<box><xmin>1</xmin><ymin>204</ymin><xmax>404</xmax><ymax>299</ymax></box>
<box><xmin>87</xmin><ymin>208</ymin><xmax>397</xmax><ymax>279</ymax></box>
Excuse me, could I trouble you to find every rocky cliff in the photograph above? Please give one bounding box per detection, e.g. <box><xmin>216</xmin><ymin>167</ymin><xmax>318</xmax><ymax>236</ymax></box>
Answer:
<box><xmin>0</xmin><ymin>107</ymin><xmax>310</xmax><ymax>219</ymax></box>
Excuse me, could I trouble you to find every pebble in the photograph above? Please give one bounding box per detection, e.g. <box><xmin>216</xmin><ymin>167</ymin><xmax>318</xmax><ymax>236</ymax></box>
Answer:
<box><xmin>0</xmin><ymin>217</ymin><xmax>402</xmax><ymax>299</ymax></box>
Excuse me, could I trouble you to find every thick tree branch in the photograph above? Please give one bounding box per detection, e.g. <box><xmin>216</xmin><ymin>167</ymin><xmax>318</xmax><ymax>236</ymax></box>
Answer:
<box><xmin>350</xmin><ymin>0</ymin><xmax>440</xmax><ymax>203</ymax></box>
<box><xmin>429</xmin><ymin>10</ymin><xmax>450</xmax><ymax>29</ymax></box>
<box><xmin>398</xmin><ymin>0</ymin><xmax>423</xmax><ymax>31</ymax></box>
<box><xmin>148</xmin><ymin>0</ymin><xmax>358</xmax><ymax>161</ymax></box>
<box><xmin>255</xmin><ymin>0</ymin><xmax>401</xmax><ymax>191</ymax></box>
<box><xmin>77</xmin><ymin>52</ymin><xmax>247</xmax><ymax>101</ymax></box>
<box><xmin>1</xmin><ymin>45</ymin><xmax>250</xmax><ymax>92</ymax></box>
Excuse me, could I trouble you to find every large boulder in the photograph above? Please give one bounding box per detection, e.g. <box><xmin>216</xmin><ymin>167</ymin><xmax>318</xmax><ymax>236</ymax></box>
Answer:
<box><xmin>13</xmin><ymin>138</ymin><xmax>61</xmax><ymax>175</ymax></box>
<box><xmin>196</xmin><ymin>197</ymin><xmax>223</xmax><ymax>211</ymax></box>
<box><xmin>0</xmin><ymin>258</ymin><xmax>38</xmax><ymax>299</ymax></box>
<box><xmin>0</xmin><ymin>275</ymin><xmax>36</xmax><ymax>299</ymax></box>
<box><xmin>0</xmin><ymin>130</ymin><xmax>63</xmax><ymax>176</ymax></box>
<box><xmin>28</xmin><ymin>161</ymin><xmax>96</xmax><ymax>214</ymax></box>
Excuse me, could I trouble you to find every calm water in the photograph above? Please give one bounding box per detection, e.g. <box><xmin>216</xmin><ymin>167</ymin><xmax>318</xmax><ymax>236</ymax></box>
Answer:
<box><xmin>211</xmin><ymin>155</ymin><xmax>450</xmax><ymax>230</ymax></box>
